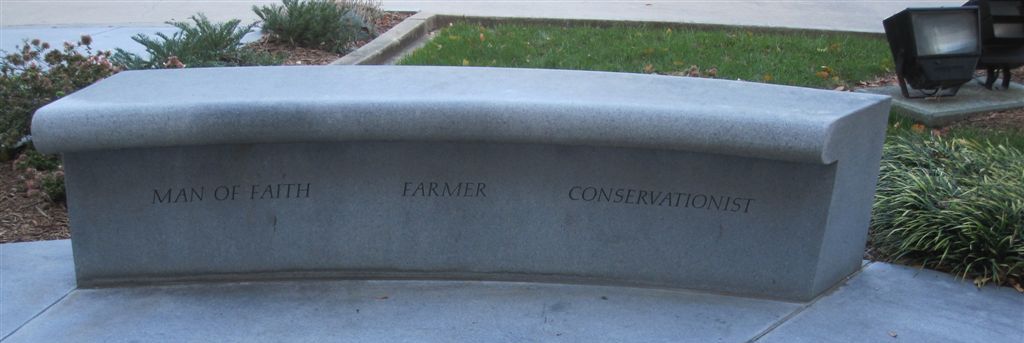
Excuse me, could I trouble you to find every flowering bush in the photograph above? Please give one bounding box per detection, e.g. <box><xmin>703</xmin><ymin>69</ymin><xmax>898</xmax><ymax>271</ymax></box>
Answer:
<box><xmin>12</xmin><ymin>149</ymin><xmax>65</xmax><ymax>202</ymax></box>
<box><xmin>1</xmin><ymin>36</ymin><xmax>118</xmax><ymax>160</ymax></box>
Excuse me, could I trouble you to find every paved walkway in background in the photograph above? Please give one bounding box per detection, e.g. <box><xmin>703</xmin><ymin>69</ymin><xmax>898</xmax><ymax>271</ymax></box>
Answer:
<box><xmin>1</xmin><ymin>240</ymin><xmax>1021</xmax><ymax>342</ymax></box>
<box><xmin>1</xmin><ymin>1</ymin><xmax>962</xmax><ymax>31</ymax></box>
<box><xmin>2</xmin><ymin>1</ymin><xmax>959</xmax><ymax>55</ymax></box>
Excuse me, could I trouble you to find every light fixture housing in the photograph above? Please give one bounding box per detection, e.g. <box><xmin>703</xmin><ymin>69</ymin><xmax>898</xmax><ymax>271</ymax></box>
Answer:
<box><xmin>966</xmin><ymin>0</ymin><xmax>1024</xmax><ymax>89</ymax></box>
<box><xmin>884</xmin><ymin>7</ymin><xmax>982</xmax><ymax>98</ymax></box>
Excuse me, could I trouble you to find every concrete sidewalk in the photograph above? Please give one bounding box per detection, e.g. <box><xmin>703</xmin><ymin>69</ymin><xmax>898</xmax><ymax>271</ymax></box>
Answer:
<box><xmin>3</xmin><ymin>1</ymin><xmax>959</xmax><ymax>55</ymax></box>
<box><xmin>1</xmin><ymin>240</ymin><xmax>1021</xmax><ymax>342</ymax></box>
<box><xmin>3</xmin><ymin>0</ymin><xmax>961</xmax><ymax>32</ymax></box>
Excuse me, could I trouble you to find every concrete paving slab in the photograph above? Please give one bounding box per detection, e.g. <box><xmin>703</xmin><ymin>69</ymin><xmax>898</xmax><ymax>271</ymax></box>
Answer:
<box><xmin>0</xmin><ymin>1</ymin><xmax>266</xmax><ymax>27</ymax></box>
<box><xmin>4</xmin><ymin>279</ymin><xmax>799</xmax><ymax>342</ymax></box>
<box><xmin>858</xmin><ymin>81</ymin><xmax>1024</xmax><ymax>127</ymax></box>
<box><xmin>1</xmin><ymin>240</ymin><xmax>1020</xmax><ymax>342</ymax></box>
<box><xmin>2</xmin><ymin>0</ymin><xmax>956</xmax><ymax>33</ymax></box>
<box><xmin>755</xmin><ymin>262</ymin><xmax>1024</xmax><ymax>343</ymax></box>
<box><xmin>2</xmin><ymin>26</ymin><xmax>177</xmax><ymax>57</ymax></box>
<box><xmin>0</xmin><ymin>240</ymin><xmax>75</xmax><ymax>339</ymax></box>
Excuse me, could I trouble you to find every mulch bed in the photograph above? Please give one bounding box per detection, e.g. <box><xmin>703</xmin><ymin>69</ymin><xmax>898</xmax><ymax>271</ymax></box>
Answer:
<box><xmin>247</xmin><ymin>38</ymin><xmax>344</xmax><ymax>65</ymax></box>
<box><xmin>950</xmin><ymin>107</ymin><xmax>1024</xmax><ymax>131</ymax></box>
<box><xmin>943</xmin><ymin>67</ymin><xmax>1023</xmax><ymax>131</ymax></box>
<box><xmin>0</xmin><ymin>162</ymin><xmax>69</xmax><ymax>243</ymax></box>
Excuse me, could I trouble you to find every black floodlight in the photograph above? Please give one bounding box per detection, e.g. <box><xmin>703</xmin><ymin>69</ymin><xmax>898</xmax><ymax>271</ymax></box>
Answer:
<box><xmin>965</xmin><ymin>0</ymin><xmax>1024</xmax><ymax>89</ymax></box>
<box><xmin>884</xmin><ymin>7</ymin><xmax>982</xmax><ymax>98</ymax></box>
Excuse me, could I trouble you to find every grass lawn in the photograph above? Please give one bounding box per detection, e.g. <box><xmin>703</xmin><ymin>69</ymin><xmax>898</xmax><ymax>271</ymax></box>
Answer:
<box><xmin>401</xmin><ymin>22</ymin><xmax>1024</xmax><ymax>150</ymax></box>
<box><xmin>399</xmin><ymin>22</ymin><xmax>893</xmax><ymax>89</ymax></box>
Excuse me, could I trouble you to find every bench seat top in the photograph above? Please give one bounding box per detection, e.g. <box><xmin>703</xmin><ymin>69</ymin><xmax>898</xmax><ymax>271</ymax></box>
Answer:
<box><xmin>32</xmin><ymin>66</ymin><xmax>890</xmax><ymax>164</ymax></box>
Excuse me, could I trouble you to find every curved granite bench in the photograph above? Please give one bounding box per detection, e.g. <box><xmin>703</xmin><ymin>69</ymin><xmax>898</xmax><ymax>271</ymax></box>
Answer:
<box><xmin>33</xmin><ymin>66</ymin><xmax>890</xmax><ymax>301</ymax></box>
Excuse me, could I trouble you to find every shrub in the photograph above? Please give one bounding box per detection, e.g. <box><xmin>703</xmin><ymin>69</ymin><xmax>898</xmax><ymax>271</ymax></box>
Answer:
<box><xmin>14</xmin><ymin>148</ymin><xmax>60</xmax><ymax>171</ymax></box>
<box><xmin>112</xmin><ymin>14</ymin><xmax>281</xmax><ymax>69</ymax></box>
<box><xmin>254</xmin><ymin>0</ymin><xmax>381</xmax><ymax>53</ymax></box>
<box><xmin>40</xmin><ymin>171</ymin><xmax>66</xmax><ymax>202</ymax></box>
<box><xmin>871</xmin><ymin>134</ymin><xmax>1023</xmax><ymax>286</ymax></box>
<box><xmin>11</xmin><ymin>150</ymin><xmax>65</xmax><ymax>202</ymax></box>
<box><xmin>1</xmin><ymin>37</ymin><xmax>118</xmax><ymax>160</ymax></box>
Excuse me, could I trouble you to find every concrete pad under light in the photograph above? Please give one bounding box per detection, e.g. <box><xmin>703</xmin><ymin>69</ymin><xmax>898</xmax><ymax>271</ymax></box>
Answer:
<box><xmin>859</xmin><ymin>81</ymin><xmax>1024</xmax><ymax>127</ymax></box>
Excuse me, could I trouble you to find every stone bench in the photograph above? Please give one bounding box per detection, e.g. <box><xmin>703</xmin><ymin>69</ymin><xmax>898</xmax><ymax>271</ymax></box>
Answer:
<box><xmin>32</xmin><ymin>66</ymin><xmax>890</xmax><ymax>301</ymax></box>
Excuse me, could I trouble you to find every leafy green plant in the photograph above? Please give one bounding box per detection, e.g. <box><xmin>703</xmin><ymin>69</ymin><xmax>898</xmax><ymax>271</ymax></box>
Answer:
<box><xmin>40</xmin><ymin>171</ymin><xmax>66</xmax><ymax>202</ymax></box>
<box><xmin>112</xmin><ymin>14</ymin><xmax>281</xmax><ymax>69</ymax></box>
<box><xmin>871</xmin><ymin>134</ymin><xmax>1023</xmax><ymax>286</ymax></box>
<box><xmin>14</xmin><ymin>148</ymin><xmax>60</xmax><ymax>171</ymax></box>
<box><xmin>11</xmin><ymin>149</ymin><xmax>65</xmax><ymax>202</ymax></box>
<box><xmin>1</xmin><ymin>36</ymin><xmax>118</xmax><ymax>160</ymax></box>
<box><xmin>254</xmin><ymin>0</ymin><xmax>381</xmax><ymax>53</ymax></box>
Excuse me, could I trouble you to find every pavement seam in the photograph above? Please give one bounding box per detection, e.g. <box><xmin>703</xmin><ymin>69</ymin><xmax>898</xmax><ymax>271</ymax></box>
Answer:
<box><xmin>0</xmin><ymin>287</ymin><xmax>76</xmax><ymax>342</ymax></box>
<box><xmin>745</xmin><ymin>261</ymin><xmax>876</xmax><ymax>343</ymax></box>
<box><xmin>88</xmin><ymin>27</ymin><xmax>123</xmax><ymax>36</ymax></box>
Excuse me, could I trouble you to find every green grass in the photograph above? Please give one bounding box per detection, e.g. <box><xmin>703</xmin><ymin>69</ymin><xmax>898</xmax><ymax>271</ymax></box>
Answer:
<box><xmin>404</xmin><ymin>22</ymin><xmax>1023</xmax><ymax>149</ymax></box>
<box><xmin>403</xmin><ymin>22</ymin><xmax>1024</xmax><ymax>147</ymax></box>
<box><xmin>400</xmin><ymin>22</ymin><xmax>894</xmax><ymax>89</ymax></box>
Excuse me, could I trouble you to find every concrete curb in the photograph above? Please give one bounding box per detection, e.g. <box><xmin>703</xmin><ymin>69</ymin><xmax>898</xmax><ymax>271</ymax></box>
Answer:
<box><xmin>332</xmin><ymin>13</ymin><xmax>886</xmax><ymax>66</ymax></box>
<box><xmin>331</xmin><ymin>12</ymin><xmax>437</xmax><ymax>66</ymax></box>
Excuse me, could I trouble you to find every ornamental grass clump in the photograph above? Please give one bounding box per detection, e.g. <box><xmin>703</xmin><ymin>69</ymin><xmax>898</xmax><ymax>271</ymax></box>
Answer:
<box><xmin>254</xmin><ymin>0</ymin><xmax>380</xmax><ymax>53</ymax></box>
<box><xmin>871</xmin><ymin>134</ymin><xmax>1023</xmax><ymax>286</ymax></box>
<box><xmin>112</xmin><ymin>14</ymin><xmax>281</xmax><ymax>69</ymax></box>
